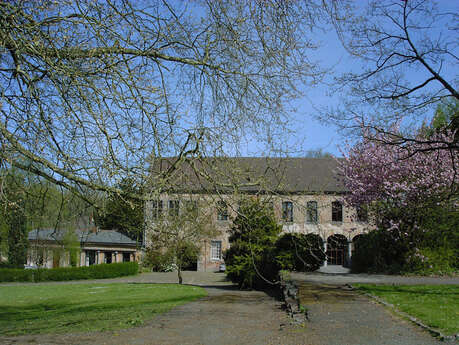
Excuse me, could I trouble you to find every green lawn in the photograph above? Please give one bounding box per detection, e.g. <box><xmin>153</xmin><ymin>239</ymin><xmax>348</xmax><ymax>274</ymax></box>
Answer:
<box><xmin>0</xmin><ymin>283</ymin><xmax>206</xmax><ymax>335</ymax></box>
<box><xmin>355</xmin><ymin>284</ymin><xmax>459</xmax><ymax>336</ymax></box>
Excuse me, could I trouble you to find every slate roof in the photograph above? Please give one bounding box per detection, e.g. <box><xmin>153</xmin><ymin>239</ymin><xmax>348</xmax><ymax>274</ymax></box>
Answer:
<box><xmin>28</xmin><ymin>229</ymin><xmax>137</xmax><ymax>246</ymax></box>
<box><xmin>150</xmin><ymin>157</ymin><xmax>345</xmax><ymax>193</ymax></box>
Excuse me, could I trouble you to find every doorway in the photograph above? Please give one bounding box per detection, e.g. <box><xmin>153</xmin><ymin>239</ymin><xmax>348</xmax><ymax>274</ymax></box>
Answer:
<box><xmin>327</xmin><ymin>234</ymin><xmax>348</xmax><ymax>266</ymax></box>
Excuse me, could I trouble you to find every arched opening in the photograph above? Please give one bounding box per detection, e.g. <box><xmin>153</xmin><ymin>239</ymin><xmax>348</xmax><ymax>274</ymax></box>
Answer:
<box><xmin>350</xmin><ymin>234</ymin><xmax>366</xmax><ymax>266</ymax></box>
<box><xmin>327</xmin><ymin>234</ymin><xmax>348</xmax><ymax>266</ymax></box>
<box><xmin>351</xmin><ymin>234</ymin><xmax>365</xmax><ymax>254</ymax></box>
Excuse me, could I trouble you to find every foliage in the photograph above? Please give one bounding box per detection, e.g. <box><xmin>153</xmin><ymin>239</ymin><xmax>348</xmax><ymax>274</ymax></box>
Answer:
<box><xmin>351</xmin><ymin>230</ymin><xmax>406</xmax><ymax>274</ymax></box>
<box><xmin>431</xmin><ymin>99</ymin><xmax>459</xmax><ymax>132</ymax></box>
<box><xmin>0</xmin><ymin>215</ymin><xmax>7</xmax><ymax>262</ymax></box>
<box><xmin>0</xmin><ymin>166</ymin><xmax>98</xmax><ymax>268</ymax></box>
<box><xmin>275</xmin><ymin>233</ymin><xmax>325</xmax><ymax>272</ymax></box>
<box><xmin>96</xmin><ymin>178</ymin><xmax>144</xmax><ymax>243</ymax></box>
<box><xmin>403</xmin><ymin>247</ymin><xmax>458</xmax><ymax>276</ymax></box>
<box><xmin>351</xmin><ymin>203</ymin><xmax>459</xmax><ymax>275</ymax></box>
<box><xmin>0</xmin><ymin>261</ymin><xmax>18</xmax><ymax>269</ymax></box>
<box><xmin>0</xmin><ymin>262</ymin><xmax>138</xmax><ymax>283</ymax></box>
<box><xmin>147</xmin><ymin>198</ymin><xmax>216</xmax><ymax>283</ymax></box>
<box><xmin>0</xmin><ymin>283</ymin><xmax>206</xmax><ymax>335</ymax></box>
<box><xmin>144</xmin><ymin>242</ymin><xmax>198</xmax><ymax>272</ymax></box>
<box><xmin>341</xmin><ymin>126</ymin><xmax>458</xmax><ymax>274</ymax></box>
<box><xmin>143</xmin><ymin>248</ymin><xmax>175</xmax><ymax>272</ymax></box>
<box><xmin>23</xmin><ymin>177</ymin><xmax>96</xmax><ymax>232</ymax></box>
<box><xmin>225</xmin><ymin>198</ymin><xmax>282</xmax><ymax>290</ymax></box>
<box><xmin>355</xmin><ymin>284</ymin><xmax>459</xmax><ymax>336</ymax></box>
<box><xmin>0</xmin><ymin>171</ymin><xmax>28</xmax><ymax>267</ymax></box>
<box><xmin>340</xmin><ymin>129</ymin><xmax>457</xmax><ymax>209</ymax></box>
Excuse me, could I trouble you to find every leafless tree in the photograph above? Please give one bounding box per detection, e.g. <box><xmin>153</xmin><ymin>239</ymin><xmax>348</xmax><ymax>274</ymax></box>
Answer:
<box><xmin>0</xmin><ymin>0</ymin><xmax>327</xmax><ymax>203</ymax></box>
<box><xmin>146</xmin><ymin>196</ymin><xmax>219</xmax><ymax>283</ymax></box>
<box><xmin>322</xmin><ymin>0</ymin><xmax>458</xmax><ymax>144</ymax></box>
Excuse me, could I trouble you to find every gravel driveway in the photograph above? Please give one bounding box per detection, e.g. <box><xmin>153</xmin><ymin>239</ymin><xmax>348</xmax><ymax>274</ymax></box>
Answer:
<box><xmin>0</xmin><ymin>272</ymin><xmax>304</xmax><ymax>345</ymax></box>
<box><xmin>292</xmin><ymin>271</ymin><xmax>457</xmax><ymax>345</ymax></box>
<box><xmin>0</xmin><ymin>271</ymin><xmax>456</xmax><ymax>344</ymax></box>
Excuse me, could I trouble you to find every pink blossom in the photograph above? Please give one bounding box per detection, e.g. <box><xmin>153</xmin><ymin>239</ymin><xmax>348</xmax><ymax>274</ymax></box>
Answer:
<box><xmin>338</xmin><ymin>128</ymin><xmax>458</xmax><ymax>232</ymax></box>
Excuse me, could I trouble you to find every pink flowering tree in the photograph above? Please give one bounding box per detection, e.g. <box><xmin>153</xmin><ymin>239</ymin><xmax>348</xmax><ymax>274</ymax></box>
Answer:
<box><xmin>339</xmin><ymin>127</ymin><xmax>459</xmax><ymax>273</ymax></box>
<box><xmin>339</xmin><ymin>128</ymin><xmax>458</xmax><ymax>268</ymax></box>
<box><xmin>341</xmin><ymin>129</ymin><xmax>457</xmax><ymax>210</ymax></box>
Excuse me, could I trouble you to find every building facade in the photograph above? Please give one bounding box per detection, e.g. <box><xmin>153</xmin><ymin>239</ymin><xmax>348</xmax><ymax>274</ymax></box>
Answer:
<box><xmin>27</xmin><ymin>229</ymin><xmax>139</xmax><ymax>268</ymax></box>
<box><xmin>145</xmin><ymin>157</ymin><xmax>369</xmax><ymax>272</ymax></box>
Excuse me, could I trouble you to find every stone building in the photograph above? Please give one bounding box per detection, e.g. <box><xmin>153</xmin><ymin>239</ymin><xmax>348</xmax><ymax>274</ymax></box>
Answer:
<box><xmin>27</xmin><ymin>228</ymin><xmax>139</xmax><ymax>268</ymax></box>
<box><xmin>145</xmin><ymin>157</ymin><xmax>369</xmax><ymax>272</ymax></box>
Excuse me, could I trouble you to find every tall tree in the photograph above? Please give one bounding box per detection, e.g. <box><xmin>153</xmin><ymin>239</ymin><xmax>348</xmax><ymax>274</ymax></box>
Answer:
<box><xmin>0</xmin><ymin>171</ymin><xmax>28</xmax><ymax>267</ymax></box>
<box><xmin>324</xmin><ymin>0</ymin><xmax>459</xmax><ymax>147</ymax></box>
<box><xmin>225</xmin><ymin>198</ymin><xmax>281</xmax><ymax>290</ymax></box>
<box><xmin>146</xmin><ymin>198</ymin><xmax>217</xmax><ymax>284</ymax></box>
<box><xmin>96</xmin><ymin>178</ymin><xmax>144</xmax><ymax>243</ymax></box>
<box><xmin>339</xmin><ymin>127</ymin><xmax>458</xmax><ymax>243</ymax></box>
<box><xmin>0</xmin><ymin>1</ymin><xmax>327</xmax><ymax>203</ymax></box>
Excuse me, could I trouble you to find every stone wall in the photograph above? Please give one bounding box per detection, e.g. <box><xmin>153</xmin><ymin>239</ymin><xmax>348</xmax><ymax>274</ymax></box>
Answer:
<box><xmin>145</xmin><ymin>193</ymin><xmax>370</xmax><ymax>272</ymax></box>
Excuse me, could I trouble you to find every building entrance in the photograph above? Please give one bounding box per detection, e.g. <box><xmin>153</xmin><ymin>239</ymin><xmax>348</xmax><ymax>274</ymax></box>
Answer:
<box><xmin>327</xmin><ymin>234</ymin><xmax>348</xmax><ymax>266</ymax></box>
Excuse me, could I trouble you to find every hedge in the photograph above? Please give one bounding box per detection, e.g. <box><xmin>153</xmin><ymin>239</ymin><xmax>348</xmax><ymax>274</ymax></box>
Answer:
<box><xmin>0</xmin><ymin>262</ymin><xmax>139</xmax><ymax>283</ymax></box>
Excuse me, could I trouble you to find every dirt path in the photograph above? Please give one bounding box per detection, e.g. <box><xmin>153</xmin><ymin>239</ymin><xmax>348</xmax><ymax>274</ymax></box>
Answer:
<box><xmin>0</xmin><ymin>284</ymin><xmax>310</xmax><ymax>345</ymax></box>
<box><xmin>0</xmin><ymin>272</ymin><xmax>310</xmax><ymax>345</ymax></box>
<box><xmin>291</xmin><ymin>271</ymin><xmax>458</xmax><ymax>345</ymax></box>
<box><xmin>297</xmin><ymin>282</ymin><xmax>446</xmax><ymax>345</ymax></box>
<box><xmin>1</xmin><ymin>272</ymin><xmax>455</xmax><ymax>344</ymax></box>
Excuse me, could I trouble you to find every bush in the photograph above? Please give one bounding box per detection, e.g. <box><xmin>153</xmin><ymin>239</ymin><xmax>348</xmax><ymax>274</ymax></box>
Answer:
<box><xmin>144</xmin><ymin>243</ymin><xmax>198</xmax><ymax>272</ymax></box>
<box><xmin>275</xmin><ymin>233</ymin><xmax>325</xmax><ymax>272</ymax></box>
<box><xmin>351</xmin><ymin>230</ymin><xmax>406</xmax><ymax>274</ymax></box>
<box><xmin>0</xmin><ymin>262</ymin><xmax>21</xmax><ymax>269</ymax></box>
<box><xmin>143</xmin><ymin>248</ymin><xmax>175</xmax><ymax>272</ymax></box>
<box><xmin>225</xmin><ymin>199</ymin><xmax>281</xmax><ymax>290</ymax></box>
<box><xmin>403</xmin><ymin>247</ymin><xmax>458</xmax><ymax>276</ymax></box>
<box><xmin>351</xmin><ymin>202</ymin><xmax>459</xmax><ymax>275</ymax></box>
<box><xmin>0</xmin><ymin>268</ymin><xmax>31</xmax><ymax>282</ymax></box>
<box><xmin>0</xmin><ymin>262</ymin><xmax>139</xmax><ymax>283</ymax></box>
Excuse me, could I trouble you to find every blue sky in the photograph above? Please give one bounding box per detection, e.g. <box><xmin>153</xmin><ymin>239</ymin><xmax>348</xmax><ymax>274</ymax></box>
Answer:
<box><xmin>280</xmin><ymin>0</ymin><xmax>459</xmax><ymax>158</ymax></box>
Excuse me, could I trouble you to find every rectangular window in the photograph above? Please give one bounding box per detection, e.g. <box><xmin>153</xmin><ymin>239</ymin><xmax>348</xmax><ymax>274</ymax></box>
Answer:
<box><xmin>306</xmin><ymin>201</ymin><xmax>318</xmax><ymax>223</ymax></box>
<box><xmin>168</xmin><ymin>200</ymin><xmax>180</xmax><ymax>217</ymax></box>
<box><xmin>217</xmin><ymin>201</ymin><xmax>228</xmax><ymax>221</ymax></box>
<box><xmin>152</xmin><ymin>200</ymin><xmax>163</xmax><ymax>220</ymax></box>
<box><xmin>86</xmin><ymin>250</ymin><xmax>96</xmax><ymax>266</ymax></box>
<box><xmin>122</xmin><ymin>252</ymin><xmax>131</xmax><ymax>262</ymax></box>
<box><xmin>105</xmin><ymin>251</ymin><xmax>113</xmax><ymax>264</ymax></box>
<box><xmin>282</xmin><ymin>201</ymin><xmax>293</xmax><ymax>222</ymax></box>
<box><xmin>211</xmin><ymin>240</ymin><xmax>222</xmax><ymax>260</ymax></box>
<box><xmin>332</xmin><ymin>201</ymin><xmax>343</xmax><ymax>222</ymax></box>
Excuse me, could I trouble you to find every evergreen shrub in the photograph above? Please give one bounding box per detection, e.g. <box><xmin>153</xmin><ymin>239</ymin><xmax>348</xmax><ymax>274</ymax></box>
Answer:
<box><xmin>275</xmin><ymin>233</ymin><xmax>325</xmax><ymax>272</ymax></box>
<box><xmin>351</xmin><ymin>230</ymin><xmax>406</xmax><ymax>274</ymax></box>
<box><xmin>225</xmin><ymin>199</ymin><xmax>281</xmax><ymax>290</ymax></box>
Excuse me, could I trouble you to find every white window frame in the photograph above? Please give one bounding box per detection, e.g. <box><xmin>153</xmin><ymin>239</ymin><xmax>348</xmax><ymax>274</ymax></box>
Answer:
<box><xmin>210</xmin><ymin>240</ymin><xmax>222</xmax><ymax>261</ymax></box>
<box><xmin>152</xmin><ymin>200</ymin><xmax>163</xmax><ymax>220</ymax></box>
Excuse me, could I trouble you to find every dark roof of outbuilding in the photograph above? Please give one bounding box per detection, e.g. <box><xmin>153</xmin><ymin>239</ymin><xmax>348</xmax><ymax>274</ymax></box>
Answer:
<box><xmin>28</xmin><ymin>229</ymin><xmax>137</xmax><ymax>246</ymax></box>
<box><xmin>150</xmin><ymin>157</ymin><xmax>345</xmax><ymax>193</ymax></box>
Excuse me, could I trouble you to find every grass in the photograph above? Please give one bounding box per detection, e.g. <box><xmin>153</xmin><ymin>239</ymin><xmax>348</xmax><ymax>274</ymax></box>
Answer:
<box><xmin>0</xmin><ymin>283</ymin><xmax>207</xmax><ymax>335</ymax></box>
<box><xmin>355</xmin><ymin>284</ymin><xmax>459</xmax><ymax>336</ymax></box>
